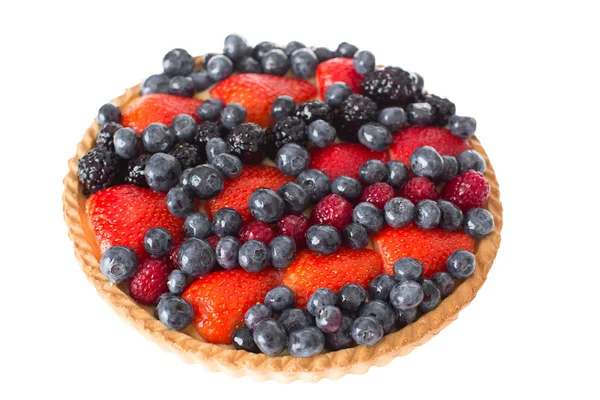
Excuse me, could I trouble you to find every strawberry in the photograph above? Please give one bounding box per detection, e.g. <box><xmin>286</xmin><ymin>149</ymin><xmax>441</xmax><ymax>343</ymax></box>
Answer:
<box><xmin>86</xmin><ymin>185</ymin><xmax>185</xmax><ymax>259</ymax></box>
<box><xmin>441</xmin><ymin>170</ymin><xmax>490</xmax><ymax>212</ymax></box>
<box><xmin>310</xmin><ymin>194</ymin><xmax>353</xmax><ymax>230</ymax></box>
<box><xmin>121</xmin><ymin>94</ymin><xmax>202</xmax><ymax>134</ymax></box>
<box><xmin>316</xmin><ymin>58</ymin><xmax>364</xmax><ymax>99</ymax></box>
<box><xmin>309</xmin><ymin>143</ymin><xmax>390</xmax><ymax>181</ymax></box>
<box><xmin>129</xmin><ymin>258</ymin><xmax>171</xmax><ymax>305</ymax></box>
<box><xmin>389</xmin><ymin>126</ymin><xmax>471</xmax><ymax>166</ymax></box>
<box><xmin>183</xmin><ymin>268</ymin><xmax>282</xmax><ymax>344</ymax></box>
<box><xmin>372</xmin><ymin>224</ymin><xmax>475</xmax><ymax>278</ymax></box>
<box><xmin>210</xmin><ymin>74</ymin><xmax>317</xmax><ymax>127</ymax></box>
<box><xmin>282</xmin><ymin>248</ymin><xmax>383</xmax><ymax>308</ymax></box>
<box><xmin>206</xmin><ymin>165</ymin><xmax>292</xmax><ymax>224</ymax></box>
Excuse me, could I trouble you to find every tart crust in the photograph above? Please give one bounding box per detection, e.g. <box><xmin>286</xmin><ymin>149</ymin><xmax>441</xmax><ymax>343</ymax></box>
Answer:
<box><xmin>62</xmin><ymin>58</ymin><xmax>503</xmax><ymax>382</ymax></box>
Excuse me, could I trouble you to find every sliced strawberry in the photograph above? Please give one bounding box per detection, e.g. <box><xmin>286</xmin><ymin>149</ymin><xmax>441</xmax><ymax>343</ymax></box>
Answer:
<box><xmin>316</xmin><ymin>58</ymin><xmax>364</xmax><ymax>99</ymax></box>
<box><xmin>389</xmin><ymin>126</ymin><xmax>471</xmax><ymax>166</ymax></box>
<box><xmin>309</xmin><ymin>143</ymin><xmax>390</xmax><ymax>181</ymax></box>
<box><xmin>121</xmin><ymin>94</ymin><xmax>202</xmax><ymax>134</ymax></box>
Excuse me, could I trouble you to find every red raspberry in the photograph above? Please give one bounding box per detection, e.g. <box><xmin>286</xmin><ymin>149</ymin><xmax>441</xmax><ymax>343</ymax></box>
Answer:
<box><xmin>238</xmin><ymin>221</ymin><xmax>277</xmax><ymax>244</ymax></box>
<box><xmin>399</xmin><ymin>177</ymin><xmax>439</xmax><ymax>204</ymax></box>
<box><xmin>205</xmin><ymin>235</ymin><xmax>220</xmax><ymax>248</ymax></box>
<box><xmin>168</xmin><ymin>242</ymin><xmax>182</xmax><ymax>269</ymax></box>
<box><xmin>129</xmin><ymin>258</ymin><xmax>171</xmax><ymax>305</ymax></box>
<box><xmin>360</xmin><ymin>183</ymin><xmax>395</xmax><ymax>210</ymax></box>
<box><xmin>441</xmin><ymin>170</ymin><xmax>490</xmax><ymax>212</ymax></box>
<box><xmin>309</xmin><ymin>194</ymin><xmax>353</xmax><ymax>231</ymax></box>
<box><xmin>277</xmin><ymin>214</ymin><xmax>310</xmax><ymax>249</ymax></box>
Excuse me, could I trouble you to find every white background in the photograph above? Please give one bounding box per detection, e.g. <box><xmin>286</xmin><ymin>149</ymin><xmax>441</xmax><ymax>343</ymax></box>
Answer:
<box><xmin>1</xmin><ymin>1</ymin><xmax>599</xmax><ymax>399</ymax></box>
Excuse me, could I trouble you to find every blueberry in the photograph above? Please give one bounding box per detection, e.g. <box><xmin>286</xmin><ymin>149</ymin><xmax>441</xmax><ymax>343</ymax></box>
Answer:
<box><xmin>358</xmin><ymin>123</ymin><xmax>393</xmax><ymax>151</ymax></box>
<box><xmin>215</xmin><ymin>236</ymin><xmax>241</xmax><ymax>270</ymax></box>
<box><xmin>337</xmin><ymin>283</ymin><xmax>366</xmax><ymax>313</ymax></box>
<box><xmin>248</xmin><ymin>188</ymin><xmax>285</xmax><ymax>223</ymax></box>
<box><xmin>409</xmin><ymin>72</ymin><xmax>425</xmax><ymax>94</ymax></box>
<box><xmin>437</xmin><ymin>200</ymin><xmax>463</xmax><ymax>231</ymax></box>
<box><xmin>290</xmin><ymin>48</ymin><xmax>319</xmax><ymax>78</ymax></box>
<box><xmin>224</xmin><ymin>33</ymin><xmax>251</xmax><ymax>61</ymax></box>
<box><xmin>283</xmin><ymin>41</ymin><xmax>306</xmax><ymax>56</ymax></box>
<box><xmin>446</xmin><ymin>250</ymin><xmax>476</xmax><ymax>279</ymax></box>
<box><xmin>97</xmin><ymin>103</ymin><xmax>121</xmax><ymax>126</ymax></box>
<box><xmin>351</xmin><ymin>316</ymin><xmax>383</xmax><ymax>346</ymax></box>
<box><xmin>279</xmin><ymin>308</ymin><xmax>314</xmax><ymax>333</ymax></box>
<box><xmin>253</xmin><ymin>318</ymin><xmax>287</xmax><ymax>355</ymax></box>
<box><xmin>206</xmin><ymin>54</ymin><xmax>234</xmax><ymax>82</ymax></box>
<box><xmin>190</xmin><ymin>70</ymin><xmax>214</xmax><ymax>92</ymax></box>
<box><xmin>235</xmin><ymin>56</ymin><xmax>262</xmax><ymax>73</ymax></box>
<box><xmin>177</xmin><ymin>238</ymin><xmax>216</xmax><ymax>277</ymax></box>
<box><xmin>463</xmin><ymin>208</ymin><xmax>494</xmax><ymax>238</ymax></box>
<box><xmin>261</xmin><ymin>49</ymin><xmax>289</xmax><ymax>76</ymax></box>
<box><xmin>316</xmin><ymin>305</ymin><xmax>343</xmax><ymax>334</ymax></box>
<box><xmin>307</xmin><ymin>119</ymin><xmax>337</xmax><ymax>148</ymax></box>
<box><xmin>305</xmin><ymin>224</ymin><xmax>341</xmax><ymax>255</ymax></box>
<box><xmin>196</xmin><ymin>98</ymin><xmax>224</xmax><ymax>122</ymax></box>
<box><xmin>142</xmin><ymin>74</ymin><xmax>169</xmax><ymax>95</ymax></box>
<box><xmin>415</xmin><ymin>199</ymin><xmax>441</xmax><ymax>229</ymax></box>
<box><xmin>167</xmin><ymin>270</ymin><xmax>188</xmax><ymax>294</ymax></box>
<box><xmin>238</xmin><ymin>240</ymin><xmax>269</xmax><ymax>272</ymax></box>
<box><xmin>342</xmin><ymin>222</ymin><xmax>369</xmax><ymax>249</ymax></box>
<box><xmin>202</xmin><ymin>53</ymin><xmax>217</xmax><ymax>69</ymax></box>
<box><xmin>440</xmin><ymin>155</ymin><xmax>459</xmax><ymax>181</ymax></box>
<box><xmin>170</xmin><ymin>114</ymin><xmax>198</xmax><ymax>143</ymax></box>
<box><xmin>156</xmin><ymin>296</ymin><xmax>194</xmax><ymax>331</ymax></box>
<box><xmin>419</xmin><ymin>279</ymin><xmax>441</xmax><ymax>313</ymax></box>
<box><xmin>393</xmin><ymin>257</ymin><xmax>424</xmax><ymax>282</ymax></box>
<box><xmin>212</xmin><ymin>207</ymin><xmax>243</xmax><ymax>237</ymax></box>
<box><xmin>449</xmin><ymin>115</ymin><xmax>477</xmax><ymax>139</ymax></box>
<box><xmin>432</xmin><ymin>272</ymin><xmax>455</xmax><ymax>298</ymax></box>
<box><xmin>386</xmin><ymin>160</ymin><xmax>409</xmax><ymax>188</ymax></box>
<box><xmin>144</xmin><ymin>153</ymin><xmax>181</xmax><ymax>192</ymax></box>
<box><xmin>352</xmin><ymin>202</ymin><xmax>384</xmax><ymax>233</ymax></box>
<box><xmin>296</xmin><ymin>169</ymin><xmax>331</xmax><ymax>202</ymax></box>
<box><xmin>288</xmin><ymin>327</ymin><xmax>325</xmax><ymax>358</ymax></box>
<box><xmin>331</xmin><ymin>176</ymin><xmax>363</xmax><ymax>201</ymax></box>
<box><xmin>162</xmin><ymin>48</ymin><xmax>195</xmax><ymax>77</ymax></box>
<box><xmin>360</xmin><ymin>299</ymin><xmax>396</xmax><ymax>333</ymax></box>
<box><xmin>166</xmin><ymin>186</ymin><xmax>195</xmax><ymax>217</ymax></box>
<box><xmin>188</xmin><ymin>164</ymin><xmax>224</xmax><ymax>199</ymax></box>
<box><xmin>324</xmin><ymin>82</ymin><xmax>352</xmax><ymax>108</ymax></box>
<box><xmin>359</xmin><ymin>159</ymin><xmax>389</xmax><ymax>184</ymax></box>
<box><xmin>221</xmin><ymin>103</ymin><xmax>247</xmax><ymax>130</ymax></box>
<box><xmin>245</xmin><ymin>304</ymin><xmax>273</xmax><ymax>330</ymax></box>
<box><xmin>99</xmin><ymin>245</ymin><xmax>138</xmax><ymax>283</ymax></box>
<box><xmin>353</xmin><ymin>50</ymin><xmax>376</xmax><ymax>74</ymax></box>
<box><xmin>268</xmin><ymin>235</ymin><xmax>296</xmax><ymax>269</ymax></box>
<box><xmin>457</xmin><ymin>150</ymin><xmax>486</xmax><ymax>174</ymax></box>
<box><xmin>314</xmin><ymin>47</ymin><xmax>336</xmax><ymax>61</ymax></box>
<box><xmin>253</xmin><ymin>41</ymin><xmax>280</xmax><ymax>60</ymax></box>
<box><xmin>307</xmin><ymin>288</ymin><xmax>338</xmax><ymax>317</ymax></box>
<box><xmin>179</xmin><ymin>168</ymin><xmax>193</xmax><ymax>190</ymax></box>
<box><xmin>168</xmin><ymin>75</ymin><xmax>195</xmax><ymax>97</ymax></box>
<box><xmin>368</xmin><ymin>274</ymin><xmax>397</xmax><ymax>301</ymax></box>
<box><xmin>406</xmin><ymin>103</ymin><xmax>435</xmax><ymax>126</ymax></box>
<box><xmin>410</xmin><ymin>146</ymin><xmax>444</xmax><ymax>180</ymax></box>
<box><xmin>389</xmin><ymin>281</ymin><xmax>425</xmax><ymax>310</ymax></box>
<box><xmin>324</xmin><ymin>315</ymin><xmax>354</xmax><ymax>351</ymax></box>
<box><xmin>396</xmin><ymin>308</ymin><xmax>418</xmax><ymax>326</ymax></box>
<box><xmin>142</xmin><ymin>123</ymin><xmax>176</xmax><ymax>153</ymax></box>
<box><xmin>184</xmin><ymin>212</ymin><xmax>212</xmax><ymax>239</ymax></box>
<box><xmin>113</xmin><ymin>128</ymin><xmax>140</xmax><ymax>160</ymax></box>
<box><xmin>336</xmin><ymin>42</ymin><xmax>358</xmax><ymax>58</ymax></box>
<box><xmin>277</xmin><ymin>182</ymin><xmax>310</xmax><ymax>214</ymax></box>
<box><xmin>271</xmin><ymin>95</ymin><xmax>296</xmax><ymax>121</ymax></box>
<box><xmin>232</xmin><ymin>327</ymin><xmax>260</xmax><ymax>353</ymax></box>
<box><xmin>384</xmin><ymin>197</ymin><xmax>415</xmax><ymax>228</ymax></box>
<box><xmin>205</xmin><ymin>137</ymin><xmax>231</xmax><ymax>162</ymax></box>
<box><xmin>265</xmin><ymin>285</ymin><xmax>296</xmax><ymax>312</ymax></box>
<box><xmin>276</xmin><ymin>143</ymin><xmax>310</xmax><ymax>176</ymax></box>
<box><xmin>378</xmin><ymin>107</ymin><xmax>406</xmax><ymax>132</ymax></box>
<box><xmin>211</xmin><ymin>153</ymin><xmax>242</xmax><ymax>178</ymax></box>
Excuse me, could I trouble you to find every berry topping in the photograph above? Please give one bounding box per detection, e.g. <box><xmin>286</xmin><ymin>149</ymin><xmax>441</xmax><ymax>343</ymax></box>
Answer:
<box><xmin>271</xmin><ymin>95</ymin><xmax>296</xmax><ymax>122</ymax></box>
<box><xmin>276</xmin><ymin>214</ymin><xmax>310</xmax><ymax>249</ymax></box>
<box><xmin>277</xmin><ymin>182</ymin><xmax>310</xmax><ymax>214</ymax></box>
<box><xmin>316</xmin><ymin>57</ymin><xmax>363</xmax><ymax>99</ymax></box>
<box><xmin>144</xmin><ymin>153</ymin><xmax>181</xmax><ymax>193</ymax></box>
<box><xmin>77</xmin><ymin>147</ymin><xmax>124</xmax><ymax>195</ymax></box>
<box><xmin>305</xmin><ymin>224</ymin><xmax>341</xmax><ymax>255</ymax></box>
<box><xmin>215</xmin><ymin>236</ymin><xmax>241</xmax><ymax>270</ymax></box>
<box><xmin>211</xmin><ymin>153</ymin><xmax>243</xmax><ymax>179</ymax></box>
<box><xmin>337</xmin><ymin>283</ymin><xmax>367</xmax><ymax>313</ymax></box>
<box><xmin>440</xmin><ymin>155</ymin><xmax>459</xmax><ymax>182</ymax></box>
<box><xmin>306</xmin><ymin>288</ymin><xmax>338</xmax><ymax>316</ymax></box>
<box><xmin>393</xmin><ymin>257</ymin><xmax>424</xmax><ymax>282</ymax></box>
<box><xmin>399</xmin><ymin>177</ymin><xmax>439</xmax><ymax>204</ymax></box>
<box><xmin>288</xmin><ymin>327</ymin><xmax>325</xmax><ymax>358</ymax></box>
<box><xmin>129</xmin><ymin>258</ymin><xmax>171</xmax><ymax>306</ymax></box>
<box><xmin>333</xmin><ymin>94</ymin><xmax>378</xmax><ymax>142</ymax></box>
<box><xmin>360</xmin><ymin>182</ymin><xmax>395</xmax><ymax>210</ymax></box>
<box><xmin>261</xmin><ymin>49</ymin><xmax>290</xmax><ymax>76</ymax></box>
<box><xmin>440</xmin><ymin>170</ymin><xmax>490</xmax><ymax>212</ymax></box>
<box><xmin>245</xmin><ymin>304</ymin><xmax>272</xmax><ymax>330</ymax></box>
<box><xmin>190</xmin><ymin>70</ymin><xmax>214</xmax><ymax>92</ymax></box>
<box><xmin>162</xmin><ymin>48</ymin><xmax>195</xmax><ymax>77</ymax></box>
<box><xmin>295</xmin><ymin>100</ymin><xmax>333</xmax><ymax>125</ymax></box>
<box><xmin>342</xmin><ymin>222</ymin><xmax>369</xmax><ymax>249</ymax></box>
<box><xmin>419</xmin><ymin>279</ymin><xmax>441</xmax><ymax>313</ymax></box>
<box><xmin>422</xmin><ymin>94</ymin><xmax>456</xmax><ymax>126</ymax></box>
<box><xmin>167</xmin><ymin>270</ymin><xmax>188</xmax><ymax>294</ymax></box>
<box><xmin>406</xmin><ymin>103</ymin><xmax>435</xmax><ymax>126</ymax></box>
<box><xmin>314</xmin><ymin>47</ymin><xmax>336</xmax><ymax>62</ymax></box>
<box><xmin>431</xmin><ymin>272</ymin><xmax>455</xmax><ymax>298</ymax></box>
<box><xmin>98</xmin><ymin>103</ymin><xmax>122</xmax><ymax>126</ymax></box>
<box><xmin>307</xmin><ymin>119</ymin><xmax>337</xmax><ymax>148</ymax></box>
<box><xmin>238</xmin><ymin>240</ymin><xmax>269</xmax><ymax>272</ymax></box>
<box><xmin>269</xmin><ymin>236</ymin><xmax>297</xmax><ymax>269</ymax></box>
<box><xmin>248</xmin><ymin>188</ymin><xmax>285</xmax><ymax>223</ymax></box>
<box><xmin>368</xmin><ymin>274</ymin><xmax>396</xmax><ymax>301</ymax></box>
<box><xmin>196</xmin><ymin>99</ymin><xmax>225</xmax><ymax>122</ymax></box>
<box><xmin>389</xmin><ymin>126</ymin><xmax>471</xmax><ymax>166</ymax></box>
<box><xmin>316</xmin><ymin>305</ymin><xmax>343</xmax><ymax>333</ymax></box>
<box><xmin>206</xmin><ymin>54</ymin><xmax>234</xmax><ymax>82</ymax></box>
<box><xmin>437</xmin><ymin>200</ymin><xmax>463</xmax><ymax>231</ymax></box>
<box><xmin>446</xmin><ymin>250</ymin><xmax>476</xmax><ymax>279</ymax></box>
<box><xmin>144</xmin><ymin>227</ymin><xmax>173</xmax><ymax>257</ymax></box>
<box><xmin>156</xmin><ymin>296</ymin><xmax>194</xmax><ymax>331</ymax></box>
<box><xmin>168</xmin><ymin>75</ymin><xmax>196</xmax><ymax>97</ymax></box>
<box><xmin>142</xmin><ymin>74</ymin><xmax>170</xmax><ymax>96</ymax></box>
<box><xmin>205</xmin><ymin>138</ymin><xmax>230</xmax><ymax>163</ymax></box>
<box><xmin>331</xmin><ymin>175</ymin><xmax>363</xmax><ymax>201</ymax></box>
<box><xmin>415</xmin><ymin>199</ymin><xmax>442</xmax><ymax>230</ymax></box>
<box><xmin>223</xmin><ymin>34</ymin><xmax>251</xmax><ymax>61</ymax></box>
<box><xmin>456</xmin><ymin>149</ymin><xmax>486</xmax><ymax>174</ymax></box>
<box><xmin>96</xmin><ymin>122</ymin><xmax>122</xmax><ymax>151</ymax></box>
<box><xmin>177</xmin><ymin>238</ymin><xmax>216</xmax><ymax>277</ymax></box>
<box><xmin>324</xmin><ymin>82</ymin><xmax>351</xmax><ymax>108</ymax></box>
<box><xmin>389</xmin><ymin>281</ymin><xmax>424</xmax><ymax>311</ymax></box>
<box><xmin>113</xmin><ymin>128</ymin><xmax>142</xmax><ymax>160</ymax></box>
<box><xmin>410</xmin><ymin>146</ymin><xmax>444</xmax><ymax>180</ymax></box>
<box><xmin>188</xmin><ymin>164</ymin><xmax>225</xmax><ymax>200</ymax></box>
<box><xmin>221</xmin><ymin>103</ymin><xmax>247</xmax><ymax>130</ymax></box>
<box><xmin>232</xmin><ymin>327</ymin><xmax>260</xmax><ymax>353</ymax></box>
<box><xmin>310</xmin><ymin>194</ymin><xmax>353</xmax><ymax>231</ymax></box>
<box><xmin>290</xmin><ymin>48</ymin><xmax>319</xmax><ymax>78</ymax></box>
<box><xmin>264</xmin><ymin>285</ymin><xmax>296</xmax><ymax>312</ymax></box>
<box><xmin>359</xmin><ymin>159</ymin><xmax>389</xmax><ymax>185</ymax></box>
<box><xmin>279</xmin><ymin>308</ymin><xmax>314</xmax><ymax>333</ymax></box>
<box><xmin>267</xmin><ymin>116</ymin><xmax>308</xmax><ymax>158</ymax></box>
<box><xmin>463</xmin><ymin>208</ymin><xmax>495</xmax><ymax>238</ymax></box>
<box><xmin>449</xmin><ymin>115</ymin><xmax>477</xmax><ymax>139</ymax></box>
<box><xmin>284</xmin><ymin>41</ymin><xmax>306</xmax><ymax>56</ymax></box>
<box><xmin>253</xmin><ymin>41</ymin><xmax>280</xmax><ymax>60</ymax></box>
<box><xmin>359</xmin><ymin>299</ymin><xmax>396</xmax><ymax>334</ymax></box>
<box><xmin>253</xmin><ymin>319</ymin><xmax>287</xmax><ymax>355</ymax></box>
<box><xmin>352</xmin><ymin>201</ymin><xmax>384</xmax><ymax>233</ymax></box>
<box><xmin>212</xmin><ymin>207</ymin><xmax>243</xmax><ymax>237</ymax></box>
<box><xmin>310</xmin><ymin>143</ymin><xmax>390</xmax><ymax>181</ymax></box>
<box><xmin>384</xmin><ymin>197</ymin><xmax>415</xmax><ymax>228</ymax></box>
<box><xmin>238</xmin><ymin>221</ymin><xmax>277</xmax><ymax>245</ymax></box>
<box><xmin>99</xmin><ymin>246</ymin><xmax>138</xmax><ymax>284</ymax></box>
<box><xmin>361</xmin><ymin>66</ymin><xmax>420</xmax><ymax>106</ymax></box>
<box><xmin>325</xmin><ymin>315</ymin><xmax>355</xmax><ymax>351</ymax></box>
<box><xmin>142</xmin><ymin>123</ymin><xmax>176</xmax><ymax>153</ymax></box>
<box><xmin>121</xmin><ymin>94</ymin><xmax>202</xmax><ymax>134</ymax></box>
<box><xmin>358</xmin><ymin>123</ymin><xmax>393</xmax><ymax>151</ymax></box>
<box><xmin>351</xmin><ymin>316</ymin><xmax>383</xmax><ymax>347</ymax></box>
<box><xmin>353</xmin><ymin>50</ymin><xmax>376</xmax><ymax>74</ymax></box>
<box><xmin>226</xmin><ymin>122</ymin><xmax>268</xmax><ymax>164</ymax></box>
<box><xmin>236</xmin><ymin>57</ymin><xmax>262</xmax><ymax>73</ymax></box>
<box><xmin>378</xmin><ymin>107</ymin><xmax>406</xmax><ymax>132</ymax></box>
<box><xmin>276</xmin><ymin>143</ymin><xmax>310</xmax><ymax>177</ymax></box>
<box><xmin>336</xmin><ymin>42</ymin><xmax>358</xmax><ymax>58</ymax></box>
<box><xmin>295</xmin><ymin>169</ymin><xmax>331</xmax><ymax>203</ymax></box>
<box><xmin>168</xmin><ymin>142</ymin><xmax>204</xmax><ymax>170</ymax></box>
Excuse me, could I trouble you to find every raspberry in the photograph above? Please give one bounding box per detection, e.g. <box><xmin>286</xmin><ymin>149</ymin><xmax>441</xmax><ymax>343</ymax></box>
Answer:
<box><xmin>238</xmin><ymin>221</ymin><xmax>277</xmax><ymax>244</ymax></box>
<box><xmin>129</xmin><ymin>258</ymin><xmax>171</xmax><ymax>305</ymax></box>
<box><xmin>441</xmin><ymin>170</ymin><xmax>490</xmax><ymax>212</ymax></box>
<box><xmin>277</xmin><ymin>214</ymin><xmax>310</xmax><ymax>249</ymax></box>
<box><xmin>360</xmin><ymin>183</ymin><xmax>395</xmax><ymax>210</ymax></box>
<box><xmin>310</xmin><ymin>194</ymin><xmax>353</xmax><ymax>231</ymax></box>
<box><xmin>400</xmin><ymin>177</ymin><xmax>439</xmax><ymax>204</ymax></box>
<box><xmin>205</xmin><ymin>235</ymin><xmax>220</xmax><ymax>248</ymax></box>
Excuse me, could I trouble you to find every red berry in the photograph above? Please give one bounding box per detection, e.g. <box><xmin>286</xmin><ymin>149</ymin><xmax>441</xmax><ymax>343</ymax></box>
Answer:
<box><xmin>310</xmin><ymin>194</ymin><xmax>353</xmax><ymax>231</ymax></box>
<box><xmin>441</xmin><ymin>170</ymin><xmax>490</xmax><ymax>212</ymax></box>
<box><xmin>205</xmin><ymin>235</ymin><xmax>220</xmax><ymax>249</ymax></box>
<box><xmin>360</xmin><ymin>183</ymin><xmax>395</xmax><ymax>210</ymax></box>
<box><xmin>168</xmin><ymin>242</ymin><xmax>182</xmax><ymax>269</ymax></box>
<box><xmin>399</xmin><ymin>177</ymin><xmax>439</xmax><ymax>204</ymax></box>
<box><xmin>238</xmin><ymin>221</ymin><xmax>277</xmax><ymax>244</ymax></box>
<box><xmin>277</xmin><ymin>215</ymin><xmax>310</xmax><ymax>249</ymax></box>
<box><xmin>129</xmin><ymin>258</ymin><xmax>171</xmax><ymax>305</ymax></box>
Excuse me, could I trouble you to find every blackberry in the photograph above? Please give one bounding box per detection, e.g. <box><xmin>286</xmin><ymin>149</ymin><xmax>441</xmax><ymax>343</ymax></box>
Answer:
<box><xmin>423</xmin><ymin>94</ymin><xmax>456</xmax><ymax>126</ymax></box>
<box><xmin>194</xmin><ymin>121</ymin><xmax>224</xmax><ymax>150</ymax></box>
<box><xmin>124</xmin><ymin>154</ymin><xmax>151</xmax><ymax>188</ymax></box>
<box><xmin>361</xmin><ymin>66</ymin><xmax>419</xmax><ymax>106</ymax></box>
<box><xmin>168</xmin><ymin>143</ymin><xmax>205</xmax><ymax>170</ymax></box>
<box><xmin>333</xmin><ymin>94</ymin><xmax>378</xmax><ymax>142</ymax></box>
<box><xmin>95</xmin><ymin>122</ymin><xmax>123</xmax><ymax>151</ymax></box>
<box><xmin>295</xmin><ymin>100</ymin><xmax>333</xmax><ymax>124</ymax></box>
<box><xmin>267</xmin><ymin>116</ymin><xmax>308</xmax><ymax>158</ymax></box>
<box><xmin>77</xmin><ymin>147</ymin><xmax>124</xmax><ymax>195</ymax></box>
<box><xmin>226</xmin><ymin>123</ymin><xmax>268</xmax><ymax>164</ymax></box>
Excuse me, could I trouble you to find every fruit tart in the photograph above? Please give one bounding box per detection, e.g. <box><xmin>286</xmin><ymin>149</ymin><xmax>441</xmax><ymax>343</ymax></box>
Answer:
<box><xmin>63</xmin><ymin>34</ymin><xmax>502</xmax><ymax>382</ymax></box>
